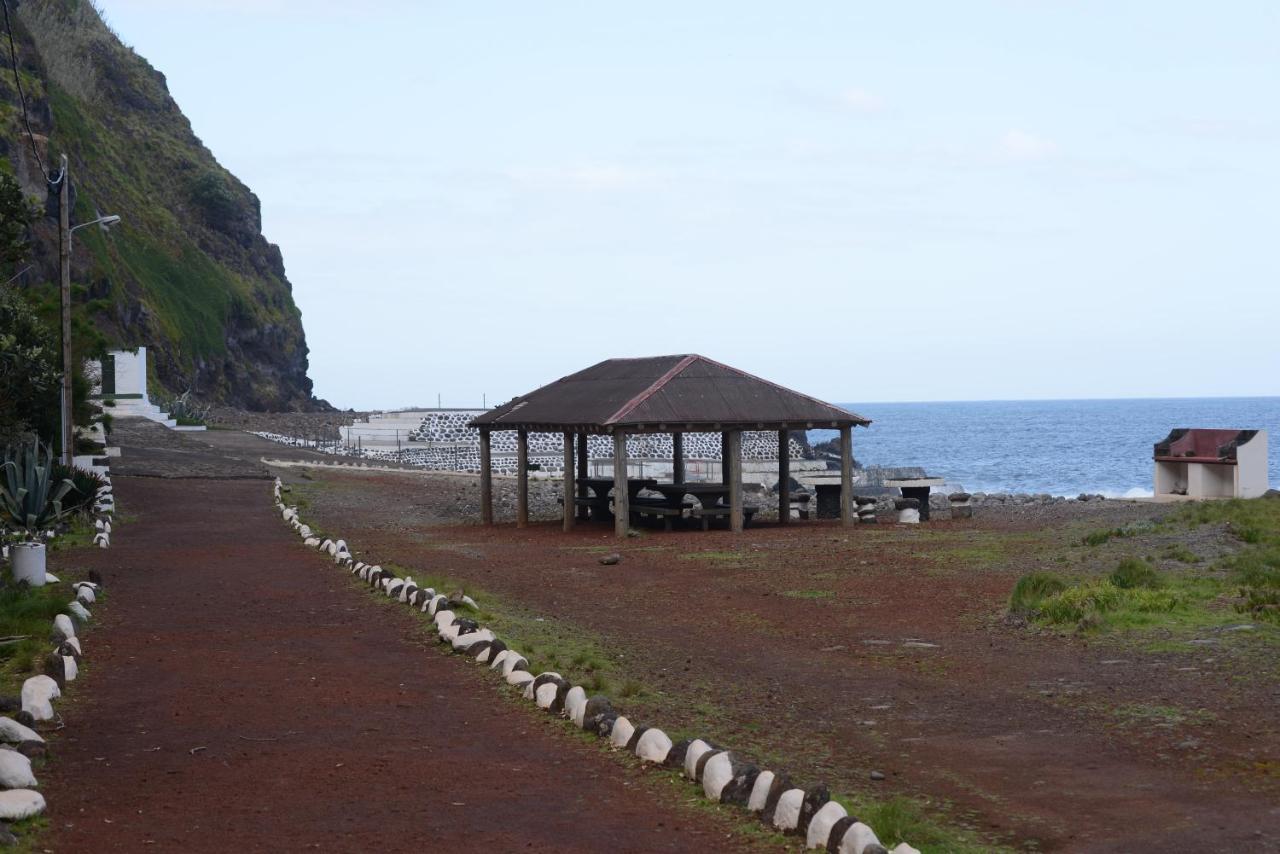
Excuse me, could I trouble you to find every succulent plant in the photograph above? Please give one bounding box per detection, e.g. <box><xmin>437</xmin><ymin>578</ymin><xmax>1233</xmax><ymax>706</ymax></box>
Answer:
<box><xmin>0</xmin><ymin>441</ymin><xmax>75</xmax><ymax>542</ymax></box>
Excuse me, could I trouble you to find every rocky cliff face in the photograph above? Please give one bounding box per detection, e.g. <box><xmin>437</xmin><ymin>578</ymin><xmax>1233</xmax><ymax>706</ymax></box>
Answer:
<box><xmin>0</xmin><ymin>0</ymin><xmax>320</xmax><ymax>410</ymax></box>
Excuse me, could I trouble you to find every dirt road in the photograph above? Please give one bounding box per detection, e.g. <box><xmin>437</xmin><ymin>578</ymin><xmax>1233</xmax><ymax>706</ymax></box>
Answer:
<box><xmin>41</xmin><ymin>470</ymin><xmax>758</xmax><ymax>852</ymax></box>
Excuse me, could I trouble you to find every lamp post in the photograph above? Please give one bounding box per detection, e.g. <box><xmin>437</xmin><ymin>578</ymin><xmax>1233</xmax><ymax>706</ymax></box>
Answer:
<box><xmin>58</xmin><ymin>152</ymin><xmax>122</xmax><ymax>465</ymax></box>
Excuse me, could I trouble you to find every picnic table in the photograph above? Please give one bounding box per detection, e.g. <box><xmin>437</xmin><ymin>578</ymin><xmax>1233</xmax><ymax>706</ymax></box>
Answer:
<box><xmin>650</xmin><ymin>483</ymin><xmax>757</xmax><ymax>530</ymax></box>
<box><xmin>573</xmin><ymin>477</ymin><xmax>658</xmax><ymax>522</ymax></box>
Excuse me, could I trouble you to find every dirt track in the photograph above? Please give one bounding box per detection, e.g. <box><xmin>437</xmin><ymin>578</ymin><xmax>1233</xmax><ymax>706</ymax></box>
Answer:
<box><xmin>40</xmin><ymin>474</ymin><xmax>761</xmax><ymax>852</ymax></box>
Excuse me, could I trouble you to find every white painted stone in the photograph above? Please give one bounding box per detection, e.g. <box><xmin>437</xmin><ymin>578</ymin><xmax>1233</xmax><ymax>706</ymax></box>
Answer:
<box><xmin>559</xmin><ymin>687</ymin><xmax>585</xmax><ymax>725</ymax></box>
<box><xmin>44</xmin><ymin>573</ymin><xmax>59</xmax><ymax>584</ymax></box>
<box><xmin>21</xmin><ymin>676</ymin><xmax>60</xmax><ymax>722</ymax></box>
<box><xmin>95</xmin><ymin>518</ymin><xmax>106</xmax><ymax>531</ymax></box>
<box><xmin>897</xmin><ymin>508</ymin><xmax>920</xmax><ymax>524</ymax></box>
<box><xmin>76</xmin><ymin>587</ymin><xmax>96</xmax><ymax>605</ymax></box>
<box><xmin>635</xmin><ymin>728</ymin><xmax>672</xmax><ymax>764</ymax></box>
<box><xmin>325</xmin><ymin>541</ymin><xmax>337</xmax><ymax>556</ymax></box>
<box><xmin>451</xmin><ymin>629</ymin><xmax>493</xmax><ymax>651</ymax></box>
<box><xmin>62</xmin><ymin>656</ymin><xmax>77</xmax><ymax>682</ymax></box>
<box><xmin>501</xmin><ymin>654</ymin><xmax>527</xmax><ymax>676</ymax></box>
<box><xmin>609</xmin><ymin>716</ymin><xmax>635</xmax><ymax>749</ymax></box>
<box><xmin>398</xmin><ymin>579</ymin><xmax>414</xmax><ymax>603</ymax></box>
<box><xmin>334</xmin><ymin>539</ymin><xmax>347</xmax><ymax>552</ymax></box>
<box><xmin>747</xmin><ymin>770</ymin><xmax>775</xmax><ymax>811</ymax></box>
<box><xmin>534</xmin><ymin>682</ymin><xmax>559</xmax><ymax>709</ymax></box>
<box><xmin>0</xmin><ymin>718</ymin><xmax>42</xmax><ymax>745</ymax></box>
<box><xmin>303</xmin><ymin>537</ymin><xmax>320</xmax><ymax>548</ymax></box>
<box><xmin>61</xmin><ymin>636</ymin><xmax>81</xmax><ymax>657</ymax></box>
<box><xmin>771</xmin><ymin>788</ymin><xmax>804</xmax><ymax>831</ymax></box>
<box><xmin>489</xmin><ymin>650</ymin><xmax>510</xmax><ymax>671</ymax></box>
<box><xmin>93</xmin><ymin>532</ymin><xmax>109</xmax><ymax>548</ymax></box>
<box><xmin>53</xmin><ymin>614</ymin><xmax>75</xmax><ymax>641</ymax></box>
<box><xmin>0</xmin><ymin>750</ymin><xmax>37</xmax><ymax>788</ymax></box>
<box><xmin>0</xmin><ymin>789</ymin><xmax>45</xmax><ymax>820</ymax></box>
<box><xmin>806</xmin><ymin>801</ymin><xmax>848</xmax><ymax>849</ymax></box>
<box><xmin>838</xmin><ymin>822</ymin><xmax>881</xmax><ymax>854</ymax></box>
<box><xmin>67</xmin><ymin>601</ymin><xmax>91</xmax><ymax>622</ymax></box>
<box><xmin>890</xmin><ymin>845</ymin><xmax>921</xmax><ymax>854</ymax></box>
<box><xmin>439</xmin><ymin>624</ymin><xmax>460</xmax><ymax>643</ymax></box>
<box><xmin>427</xmin><ymin>595</ymin><xmax>447</xmax><ymax>616</ymax></box>
<box><xmin>702</xmin><ymin>751</ymin><xmax>734</xmax><ymax>800</ymax></box>
<box><xmin>433</xmin><ymin>610</ymin><xmax>455</xmax><ymax>629</ymax></box>
<box><xmin>461</xmin><ymin>594</ymin><xmax>478</xmax><ymax>609</ymax></box>
<box><xmin>506</xmin><ymin>670</ymin><xmax>534</xmax><ymax>689</ymax></box>
<box><xmin>683</xmin><ymin>739</ymin><xmax>712</xmax><ymax>780</ymax></box>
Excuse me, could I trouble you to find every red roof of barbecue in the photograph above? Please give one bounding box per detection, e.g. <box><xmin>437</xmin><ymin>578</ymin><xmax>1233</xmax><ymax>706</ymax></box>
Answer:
<box><xmin>470</xmin><ymin>355</ymin><xmax>869</xmax><ymax>433</ymax></box>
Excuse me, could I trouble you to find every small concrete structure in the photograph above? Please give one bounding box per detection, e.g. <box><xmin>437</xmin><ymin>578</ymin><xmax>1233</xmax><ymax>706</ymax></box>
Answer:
<box><xmin>1153</xmin><ymin>429</ymin><xmax>1269</xmax><ymax>499</ymax></box>
<box><xmin>884</xmin><ymin>477</ymin><xmax>946</xmax><ymax>521</ymax></box>
<box><xmin>89</xmin><ymin>348</ymin><xmax>177</xmax><ymax>427</ymax></box>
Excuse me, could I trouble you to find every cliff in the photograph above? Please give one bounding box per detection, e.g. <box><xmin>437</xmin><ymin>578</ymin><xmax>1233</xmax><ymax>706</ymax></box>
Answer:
<box><xmin>0</xmin><ymin>0</ymin><xmax>320</xmax><ymax>410</ymax></box>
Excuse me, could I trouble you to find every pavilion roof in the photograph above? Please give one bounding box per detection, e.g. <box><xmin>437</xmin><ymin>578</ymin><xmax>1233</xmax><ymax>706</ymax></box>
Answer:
<box><xmin>469</xmin><ymin>354</ymin><xmax>869</xmax><ymax>433</ymax></box>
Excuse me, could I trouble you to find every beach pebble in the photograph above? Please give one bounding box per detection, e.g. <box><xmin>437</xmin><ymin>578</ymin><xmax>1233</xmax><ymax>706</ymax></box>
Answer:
<box><xmin>806</xmin><ymin>800</ymin><xmax>847</xmax><ymax>849</ymax></box>
<box><xmin>0</xmin><ymin>750</ymin><xmax>37</xmax><ymax>789</ymax></box>
<box><xmin>0</xmin><ymin>789</ymin><xmax>44</xmax><ymax>820</ymax></box>
<box><xmin>634</xmin><ymin>728</ymin><xmax>672</xmax><ymax>764</ymax></box>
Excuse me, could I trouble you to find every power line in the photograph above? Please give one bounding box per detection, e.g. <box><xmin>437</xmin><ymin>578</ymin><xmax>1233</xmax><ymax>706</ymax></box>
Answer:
<box><xmin>1</xmin><ymin>0</ymin><xmax>59</xmax><ymax>186</ymax></box>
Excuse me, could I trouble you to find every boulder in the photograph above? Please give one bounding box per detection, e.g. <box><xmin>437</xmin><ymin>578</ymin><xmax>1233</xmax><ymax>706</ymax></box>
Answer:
<box><xmin>747</xmin><ymin>770</ymin><xmax>775</xmax><ymax>812</ymax></box>
<box><xmin>0</xmin><ymin>750</ymin><xmax>37</xmax><ymax>788</ymax></box>
<box><xmin>634</xmin><ymin>728</ymin><xmax>672</xmax><ymax>764</ymax></box>
<box><xmin>806</xmin><ymin>800</ymin><xmax>847</xmax><ymax>850</ymax></box>
<box><xmin>0</xmin><ymin>718</ymin><xmax>42</xmax><ymax>745</ymax></box>
<box><xmin>20</xmin><ymin>677</ymin><xmax>59</xmax><ymax>722</ymax></box>
<box><xmin>0</xmin><ymin>789</ymin><xmax>44</xmax><ymax>820</ymax></box>
<box><xmin>609</xmin><ymin>716</ymin><xmax>635</xmax><ymax>749</ymax></box>
<box><xmin>771</xmin><ymin>788</ymin><xmax>805</xmax><ymax>831</ymax></box>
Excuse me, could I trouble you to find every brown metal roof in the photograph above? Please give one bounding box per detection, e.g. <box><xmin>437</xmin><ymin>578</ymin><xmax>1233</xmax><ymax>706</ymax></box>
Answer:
<box><xmin>469</xmin><ymin>355</ymin><xmax>870</xmax><ymax>433</ymax></box>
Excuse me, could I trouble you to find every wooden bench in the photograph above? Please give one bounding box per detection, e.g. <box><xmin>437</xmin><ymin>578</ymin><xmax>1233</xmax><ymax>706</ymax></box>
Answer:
<box><xmin>791</xmin><ymin>492</ymin><xmax>812</xmax><ymax>521</ymax></box>
<box><xmin>696</xmin><ymin>505</ymin><xmax>758</xmax><ymax>531</ymax></box>
<box><xmin>631</xmin><ymin>496</ymin><xmax>692</xmax><ymax>532</ymax></box>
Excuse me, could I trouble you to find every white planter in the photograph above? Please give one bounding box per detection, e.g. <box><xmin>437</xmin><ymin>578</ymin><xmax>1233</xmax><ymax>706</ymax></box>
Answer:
<box><xmin>11</xmin><ymin>543</ymin><xmax>47</xmax><ymax>586</ymax></box>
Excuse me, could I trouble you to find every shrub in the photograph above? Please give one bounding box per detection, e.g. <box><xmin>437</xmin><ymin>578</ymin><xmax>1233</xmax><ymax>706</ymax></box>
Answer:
<box><xmin>1110</xmin><ymin>558</ymin><xmax>1162</xmax><ymax>590</ymax></box>
<box><xmin>1037</xmin><ymin>579</ymin><xmax>1186</xmax><ymax>626</ymax></box>
<box><xmin>1009</xmin><ymin>572</ymin><xmax>1066</xmax><ymax>615</ymax></box>
<box><xmin>0</xmin><ymin>441</ymin><xmax>75</xmax><ymax>541</ymax></box>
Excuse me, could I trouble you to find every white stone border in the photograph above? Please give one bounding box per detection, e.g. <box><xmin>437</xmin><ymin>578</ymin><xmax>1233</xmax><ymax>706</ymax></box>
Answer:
<box><xmin>272</xmin><ymin>478</ymin><xmax>920</xmax><ymax>853</ymax></box>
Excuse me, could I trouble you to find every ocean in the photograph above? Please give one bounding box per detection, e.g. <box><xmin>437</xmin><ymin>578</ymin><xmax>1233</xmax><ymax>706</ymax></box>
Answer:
<box><xmin>811</xmin><ymin>397</ymin><xmax>1280</xmax><ymax>498</ymax></box>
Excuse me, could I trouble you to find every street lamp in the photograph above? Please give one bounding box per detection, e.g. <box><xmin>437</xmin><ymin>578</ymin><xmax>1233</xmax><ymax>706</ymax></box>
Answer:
<box><xmin>58</xmin><ymin>150</ymin><xmax>122</xmax><ymax>465</ymax></box>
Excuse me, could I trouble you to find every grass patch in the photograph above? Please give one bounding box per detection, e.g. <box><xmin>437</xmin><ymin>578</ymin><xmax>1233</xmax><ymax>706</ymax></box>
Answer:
<box><xmin>1174</xmin><ymin>498</ymin><xmax>1280</xmax><ymax>624</ymax></box>
<box><xmin>1109</xmin><ymin>557</ymin><xmax>1161</xmax><ymax>590</ymax></box>
<box><xmin>1081</xmin><ymin>520</ymin><xmax>1157</xmax><ymax>547</ymax></box>
<box><xmin>679</xmin><ymin>550</ymin><xmax>744</xmax><ymax>563</ymax></box>
<box><xmin>1113</xmin><ymin>703</ymin><xmax>1217</xmax><ymax>729</ymax></box>
<box><xmin>1008</xmin><ymin>572</ymin><xmax>1066</xmax><ymax>616</ymax></box>
<box><xmin>1161</xmin><ymin>544</ymin><xmax>1201</xmax><ymax>564</ymax></box>
<box><xmin>781</xmin><ymin>589</ymin><xmax>834</xmax><ymax>599</ymax></box>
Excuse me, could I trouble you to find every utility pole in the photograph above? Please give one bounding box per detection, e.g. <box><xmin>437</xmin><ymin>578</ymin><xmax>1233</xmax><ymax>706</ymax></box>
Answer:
<box><xmin>58</xmin><ymin>154</ymin><xmax>72</xmax><ymax>466</ymax></box>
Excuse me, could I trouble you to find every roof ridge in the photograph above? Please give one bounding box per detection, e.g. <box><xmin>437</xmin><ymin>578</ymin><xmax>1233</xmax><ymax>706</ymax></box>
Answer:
<box><xmin>686</xmin><ymin>354</ymin><xmax>868</xmax><ymax>424</ymax></box>
<box><xmin>604</xmin><ymin>354</ymin><xmax>699</xmax><ymax>425</ymax></box>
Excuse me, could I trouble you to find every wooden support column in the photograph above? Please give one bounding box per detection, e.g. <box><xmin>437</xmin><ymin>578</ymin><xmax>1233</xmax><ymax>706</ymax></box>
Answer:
<box><xmin>576</xmin><ymin>432</ymin><xmax>590</xmax><ymax>520</ymax></box>
<box><xmin>839</xmin><ymin>425</ymin><xmax>854</xmax><ymax>526</ymax></box>
<box><xmin>516</xmin><ymin>428</ymin><xmax>529</xmax><ymax>528</ymax></box>
<box><xmin>778</xmin><ymin>429</ymin><xmax>791</xmax><ymax>526</ymax></box>
<box><xmin>479</xmin><ymin>429</ymin><xmax>493</xmax><ymax>525</ymax></box>
<box><xmin>728</xmin><ymin>430</ymin><xmax>744</xmax><ymax>533</ymax></box>
<box><xmin>672</xmin><ymin>432</ymin><xmax>685</xmax><ymax>484</ymax></box>
<box><xmin>721</xmin><ymin>432</ymin><xmax>731</xmax><ymax>484</ymax></box>
<box><xmin>562</xmin><ymin>432</ymin><xmax>575</xmax><ymax>532</ymax></box>
<box><xmin>613</xmin><ymin>430</ymin><xmax>629</xmax><ymax>538</ymax></box>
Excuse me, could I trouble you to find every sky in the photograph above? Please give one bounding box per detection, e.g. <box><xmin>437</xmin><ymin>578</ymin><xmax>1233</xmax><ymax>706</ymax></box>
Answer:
<box><xmin>99</xmin><ymin>1</ymin><xmax>1278</xmax><ymax>410</ymax></box>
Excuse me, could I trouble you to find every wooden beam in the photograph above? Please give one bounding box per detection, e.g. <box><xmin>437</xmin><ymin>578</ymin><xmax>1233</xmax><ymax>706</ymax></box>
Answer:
<box><xmin>516</xmin><ymin>428</ymin><xmax>529</xmax><ymax>528</ymax></box>
<box><xmin>479</xmin><ymin>429</ymin><xmax>493</xmax><ymax>525</ymax></box>
<box><xmin>721</xmin><ymin>433</ymin><xmax>731</xmax><ymax>484</ymax></box>
<box><xmin>672</xmin><ymin>432</ymin><xmax>685</xmax><ymax>484</ymax></box>
<box><xmin>562</xmin><ymin>432</ymin><xmax>575</xmax><ymax>532</ymax></box>
<box><xmin>576</xmin><ymin>432</ymin><xmax>590</xmax><ymax>520</ymax></box>
<box><xmin>613</xmin><ymin>430</ymin><xmax>629</xmax><ymax>538</ymax></box>
<box><xmin>840</xmin><ymin>425</ymin><xmax>853</xmax><ymax>526</ymax></box>
<box><xmin>778</xmin><ymin>429</ymin><xmax>790</xmax><ymax>526</ymax></box>
<box><xmin>728</xmin><ymin>430</ymin><xmax>744</xmax><ymax>533</ymax></box>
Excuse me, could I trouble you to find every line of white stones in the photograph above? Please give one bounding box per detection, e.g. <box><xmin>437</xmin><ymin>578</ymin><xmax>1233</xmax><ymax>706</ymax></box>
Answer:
<box><xmin>0</xmin><ymin>474</ymin><xmax>112</xmax><ymax>826</ymax></box>
<box><xmin>271</xmin><ymin>477</ymin><xmax>920</xmax><ymax>854</ymax></box>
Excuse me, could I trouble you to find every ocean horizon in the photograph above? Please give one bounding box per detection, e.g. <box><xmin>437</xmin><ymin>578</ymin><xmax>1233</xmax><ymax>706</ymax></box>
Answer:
<box><xmin>811</xmin><ymin>396</ymin><xmax>1279</xmax><ymax>497</ymax></box>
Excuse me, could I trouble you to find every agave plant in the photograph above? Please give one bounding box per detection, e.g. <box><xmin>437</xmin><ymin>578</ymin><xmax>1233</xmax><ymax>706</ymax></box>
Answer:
<box><xmin>0</xmin><ymin>441</ymin><xmax>75</xmax><ymax>542</ymax></box>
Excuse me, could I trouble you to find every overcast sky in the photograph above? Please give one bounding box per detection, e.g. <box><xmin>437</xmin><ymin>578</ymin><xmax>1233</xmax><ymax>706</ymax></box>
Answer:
<box><xmin>100</xmin><ymin>1</ymin><xmax>1278</xmax><ymax>410</ymax></box>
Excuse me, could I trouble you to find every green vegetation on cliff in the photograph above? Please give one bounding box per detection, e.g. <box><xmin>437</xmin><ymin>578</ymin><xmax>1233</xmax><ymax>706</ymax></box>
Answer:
<box><xmin>1</xmin><ymin>0</ymin><xmax>316</xmax><ymax>409</ymax></box>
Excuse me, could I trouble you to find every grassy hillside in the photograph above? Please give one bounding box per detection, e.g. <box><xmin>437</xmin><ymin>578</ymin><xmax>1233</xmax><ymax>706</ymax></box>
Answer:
<box><xmin>0</xmin><ymin>0</ymin><xmax>318</xmax><ymax>409</ymax></box>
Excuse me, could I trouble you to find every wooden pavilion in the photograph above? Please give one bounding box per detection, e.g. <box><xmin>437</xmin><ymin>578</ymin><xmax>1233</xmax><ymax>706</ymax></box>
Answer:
<box><xmin>469</xmin><ymin>355</ymin><xmax>870</xmax><ymax>537</ymax></box>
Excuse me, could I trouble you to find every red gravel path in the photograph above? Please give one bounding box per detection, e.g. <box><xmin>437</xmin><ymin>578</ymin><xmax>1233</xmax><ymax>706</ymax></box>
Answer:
<box><xmin>40</xmin><ymin>476</ymin><xmax>757</xmax><ymax>852</ymax></box>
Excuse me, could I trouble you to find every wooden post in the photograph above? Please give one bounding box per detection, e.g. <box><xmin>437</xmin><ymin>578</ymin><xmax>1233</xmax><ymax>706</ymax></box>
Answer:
<box><xmin>479</xmin><ymin>429</ymin><xmax>493</xmax><ymax>525</ymax></box>
<box><xmin>728</xmin><ymin>430</ymin><xmax>744</xmax><ymax>533</ymax></box>
<box><xmin>562</xmin><ymin>432</ymin><xmax>575</xmax><ymax>532</ymax></box>
<box><xmin>672</xmin><ymin>432</ymin><xmax>685</xmax><ymax>484</ymax></box>
<box><xmin>721</xmin><ymin>433</ymin><xmax>731</xmax><ymax>484</ymax></box>
<box><xmin>576</xmin><ymin>432</ymin><xmax>590</xmax><ymax>520</ymax></box>
<box><xmin>778</xmin><ymin>429</ymin><xmax>791</xmax><ymax>526</ymax></box>
<box><xmin>613</xmin><ymin>430</ymin><xmax>629</xmax><ymax>538</ymax></box>
<box><xmin>840</xmin><ymin>425</ymin><xmax>853</xmax><ymax>526</ymax></box>
<box><xmin>516</xmin><ymin>428</ymin><xmax>529</xmax><ymax>528</ymax></box>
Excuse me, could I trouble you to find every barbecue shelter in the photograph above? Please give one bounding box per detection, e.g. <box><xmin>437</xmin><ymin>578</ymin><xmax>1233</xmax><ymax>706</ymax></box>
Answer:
<box><xmin>469</xmin><ymin>355</ymin><xmax>870</xmax><ymax>537</ymax></box>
